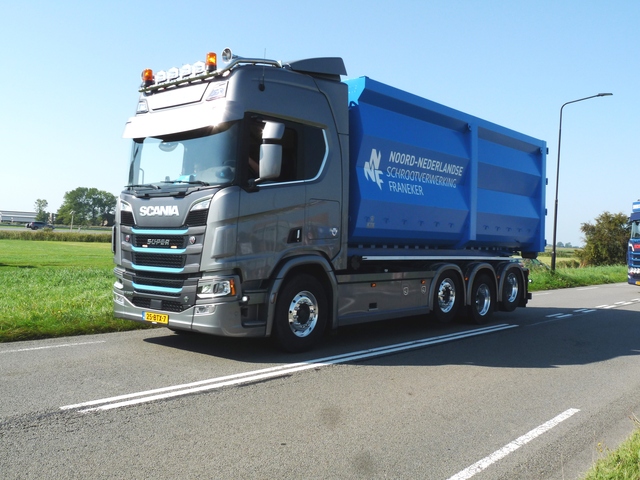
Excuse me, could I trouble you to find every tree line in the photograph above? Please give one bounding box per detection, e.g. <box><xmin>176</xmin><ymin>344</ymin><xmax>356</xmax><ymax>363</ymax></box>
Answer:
<box><xmin>35</xmin><ymin>187</ymin><xmax>116</xmax><ymax>227</ymax></box>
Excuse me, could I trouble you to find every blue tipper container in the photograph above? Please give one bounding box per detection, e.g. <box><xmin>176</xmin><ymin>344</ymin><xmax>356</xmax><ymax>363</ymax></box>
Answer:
<box><xmin>346</xmin><ymin>77</ymin><xmax>546</xmax><ymax>257</ymax></box>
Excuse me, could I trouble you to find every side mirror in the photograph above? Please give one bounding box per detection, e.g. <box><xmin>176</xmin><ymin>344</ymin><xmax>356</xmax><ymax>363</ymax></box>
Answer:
<box><xmin>256</xmin><ymin>121</ymin><xmax>284</xmax><ymax>182</ymax></box>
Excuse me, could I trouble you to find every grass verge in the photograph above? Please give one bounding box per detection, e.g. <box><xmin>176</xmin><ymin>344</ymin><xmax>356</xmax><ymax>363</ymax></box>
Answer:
<box><xmin>527</xmin><ymin>264</ymin><xmax>626</xmax><ymax>291</ymax></box>
<box><xmin>583</xmin><ymin>417</ymin><xmax>640</xmax><ymax>480</ymax></box>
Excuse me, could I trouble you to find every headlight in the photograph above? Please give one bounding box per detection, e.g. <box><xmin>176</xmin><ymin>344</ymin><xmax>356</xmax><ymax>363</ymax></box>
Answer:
<box><xmin>197</xmin><ymin>278</ymin><xmax>236</xmax><ymax>299</ymax></box>
<box><xmin>190</xmin><ymin>197</ymin><xmax>212</xmax><ymax>212</ymax></box>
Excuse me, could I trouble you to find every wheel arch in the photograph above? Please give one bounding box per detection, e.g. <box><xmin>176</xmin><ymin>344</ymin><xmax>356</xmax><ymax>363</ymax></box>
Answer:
<box><xmin>265</xmin><ymin>255</ymin><xmax>337</xmax><ymax>336</ymax></box>
<box><xmin>463</xmin><ymin>263</ymin><xmax>497</xmax><ymax>307</ymax></box>
<box><xmin>428</xmin><ymin>263</ymin><xmax>466</xmax><ymax>313</ymax></box>
<box><xmin>496</xmin><ymin>262</ymin><xmax>528</xmax><ymax>310</ymax></box>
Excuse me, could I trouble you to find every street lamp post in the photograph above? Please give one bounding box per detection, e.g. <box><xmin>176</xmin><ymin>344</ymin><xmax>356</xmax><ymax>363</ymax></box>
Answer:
<box><xmin>551</xmin><ymin>93</ymin><xmax>612</xmax><ymax>271</ymax></box>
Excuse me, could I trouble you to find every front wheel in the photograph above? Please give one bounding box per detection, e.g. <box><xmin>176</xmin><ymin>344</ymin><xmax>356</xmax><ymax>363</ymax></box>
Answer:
<box><xmin>274</xmin><ymin>274</ymin><xmax>328</xmax><ymax>353</ymax></box>
<box><xmin>468</xmin><ymin>273</ymin><xmax>496</xmax><ymax>324</ymax></box>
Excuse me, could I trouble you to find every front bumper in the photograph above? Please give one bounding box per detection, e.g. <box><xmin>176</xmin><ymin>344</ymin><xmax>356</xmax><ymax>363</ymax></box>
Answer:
<box><xmin>113</xmin><ymin>289</ymin><xmax>266</xmax><ymax>338</ymax></box>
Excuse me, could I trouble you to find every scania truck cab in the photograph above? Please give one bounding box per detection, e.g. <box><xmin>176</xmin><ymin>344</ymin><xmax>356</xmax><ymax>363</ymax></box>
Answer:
<box><xmin>114</xmin><ymin>50</ymin><xmax>351</xmax><ymax>351</ymax></box>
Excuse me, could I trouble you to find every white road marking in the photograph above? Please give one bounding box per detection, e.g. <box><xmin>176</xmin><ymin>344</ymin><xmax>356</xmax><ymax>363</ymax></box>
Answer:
<box><xmin>539</xmin><ymin>297</ymin><xmax>640</xmax><ymax>321</ymax></box>
<box><xmin>0</xmin><ymin>341</ymin><xmax>106</xmax><ymax>354</ymax></box>
<box><xmin>61</xmin><ymin>324</ymin><xmax>518</xmax><ymax>412</ymax></box>
<box><xmin>447</xmin><ymin>408</ymin><xmax>580</xmax><ymax>480</ymax></box>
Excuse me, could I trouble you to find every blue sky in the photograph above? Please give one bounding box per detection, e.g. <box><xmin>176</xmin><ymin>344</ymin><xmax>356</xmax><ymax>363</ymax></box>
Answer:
<box><xmin>1</xmin><ymin>0</ymin><xmax>637</xmax><ymax>246</ymax></box>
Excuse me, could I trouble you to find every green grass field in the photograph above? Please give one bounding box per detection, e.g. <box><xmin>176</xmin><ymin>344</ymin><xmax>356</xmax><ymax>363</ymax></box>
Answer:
<box><xmin>0</xmin><ymin>239</ymin><xmax>149</xmax><ymax>342</ymax></box>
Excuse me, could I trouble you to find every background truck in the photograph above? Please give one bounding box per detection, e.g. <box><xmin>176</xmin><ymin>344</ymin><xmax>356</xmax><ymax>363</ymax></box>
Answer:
<box><xmin>112</xmin><ymin>48</ymin><xmax>547</xmax><ymax>351</ymax></box>
<box><xmin>628</xmin><ymin>201</ymin><xmax>640</xmax><ymax>285</ymax></box>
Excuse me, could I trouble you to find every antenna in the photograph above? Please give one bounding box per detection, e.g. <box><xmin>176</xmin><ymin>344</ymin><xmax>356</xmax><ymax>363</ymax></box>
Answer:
<box><xmin>259</xmin><ymin>48</ymin><xmax>266</xmax><ymax>91</ymax></box>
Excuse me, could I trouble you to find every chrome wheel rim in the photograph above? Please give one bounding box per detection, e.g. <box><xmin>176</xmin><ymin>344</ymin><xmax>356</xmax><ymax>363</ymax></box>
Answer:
<box><xmin>287</xmin><ymin>291</ymin><xmax>318</xmax><ymax>338</ymax></box>
<box><xmin>505</xmin><ymin>272</ymin><xmax>519</xmax><ymax>303</ymax></box>
<box><xmin>475</xmin><ymin>283</ymin><xmax>491</xmax><ymax>316</ymax></box>
<box><xmin>437</xmin><ymin>278</ymin><xmax>457</xmax><ymax>313</ymax></box>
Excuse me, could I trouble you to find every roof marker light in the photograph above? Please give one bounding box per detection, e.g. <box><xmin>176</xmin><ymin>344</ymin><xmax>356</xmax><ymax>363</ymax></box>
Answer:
<box><xmin>193</xmin><ymin>61</ymin><xmax>205</xmax><ymax>76</ymax></box>
<box><xmin>180</xmin><ymin>64</ymin><xmax>192</xmax><ymax>78</ymax></box>
<box><xmin>141</xmin><ymin>69</ymin><xmax>154</xmax><ymax>87</ymax></box>
<box><xmin>155</xmin><ymin>70</ymin><xmax>167</xmax><ymax>83</ymax></box>
<box><xmin>206</xmin><ymin>52</ymin><xmax>217</xmax><ymax>72</ymax></box>
<box><xmin>167</xmin><ymin>67</ymin><xmax>179</xmax><ymax>81</ymax></box>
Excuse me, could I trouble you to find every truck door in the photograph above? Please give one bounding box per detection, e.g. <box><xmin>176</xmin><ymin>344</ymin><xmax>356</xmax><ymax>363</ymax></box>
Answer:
<box><xmin>237</xmin><ymin>115</ymin><xmax>340</xmax><ymax>283</ymax></box>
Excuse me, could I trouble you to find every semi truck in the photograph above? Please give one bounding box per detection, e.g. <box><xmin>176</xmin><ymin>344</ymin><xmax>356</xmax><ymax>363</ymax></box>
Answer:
<box><xmin>628</xmin><ymin>201</ymin><xmax>640</xmax><ymax>285</ymax></box>
<box><xmin>112</xmin><ymin>48</ymin><xmax>547</xmax><ymax>352</ymax></box>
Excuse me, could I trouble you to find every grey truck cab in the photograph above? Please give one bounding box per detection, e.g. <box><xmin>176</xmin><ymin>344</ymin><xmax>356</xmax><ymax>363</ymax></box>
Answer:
<box><xmin>113</xmin><ymin>50</ymin><xmax>349</xmax><ymax>351</ymax></box>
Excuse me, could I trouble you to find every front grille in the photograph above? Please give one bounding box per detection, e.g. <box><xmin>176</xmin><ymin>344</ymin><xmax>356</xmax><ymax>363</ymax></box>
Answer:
<box><xmin>133</xmin><ymin>274</ymin><xmax>186</xmax><ymax>289</ymax></box>
<box><xmin>161</xmin><ymin>300</ymin><xmax>187</xmax><ymax>312</ymax></box>
<box><xmin>121</xmin><ymin>207</ymin><xmax>208</xmax><ymax>315</ymax></box>
<box><xmin>132</xmin><ymin>297</ymin><xmax>190</xmax><ymax>312</ymax></box>
<box><xmin>133</xmin><ymin>252</ymin><xmax>186</xmax><ymax>268</ymax></box>
<box><xmin>133</xmin><ymin>285</ymin><xmax>182</xmax><ymax>297</ymax></box>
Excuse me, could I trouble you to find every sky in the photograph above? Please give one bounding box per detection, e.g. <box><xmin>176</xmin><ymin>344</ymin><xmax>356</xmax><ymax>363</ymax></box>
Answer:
<box><xmin>1</xmin><ymin>0</ymin><xmax>637</xmax><ymax>247</ymax></box>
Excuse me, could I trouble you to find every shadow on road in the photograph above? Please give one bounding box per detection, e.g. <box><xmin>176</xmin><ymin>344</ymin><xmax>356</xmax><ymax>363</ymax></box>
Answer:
<box><xmin>142</xmin><ymin>305</ymin><xmax>640</xmax><ymax>369</ymax></box>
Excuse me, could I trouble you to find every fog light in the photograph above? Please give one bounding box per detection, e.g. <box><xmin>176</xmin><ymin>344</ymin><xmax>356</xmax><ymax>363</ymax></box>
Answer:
<box><xmin>114</xmin><ymin>292</ymin><xmax>125</xmax><ymax>305</ymax></box>
<box><xmin>195</xmin><ymin>305</ymin><xmax>216</xmax><ymax>315</ymax></box>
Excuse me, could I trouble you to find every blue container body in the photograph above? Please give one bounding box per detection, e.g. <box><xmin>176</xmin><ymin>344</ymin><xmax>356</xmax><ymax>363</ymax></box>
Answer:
<box><xmin>346</xmin><ymin>77</ymin><xmax>546</xmax><ymax>256</ymax></box>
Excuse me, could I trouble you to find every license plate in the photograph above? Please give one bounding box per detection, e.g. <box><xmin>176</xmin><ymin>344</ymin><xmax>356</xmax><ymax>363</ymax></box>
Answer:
<box><xmin>143</xmin><ymin>311</ymin><xmax>169</xmax><ymax>324</ymax></box>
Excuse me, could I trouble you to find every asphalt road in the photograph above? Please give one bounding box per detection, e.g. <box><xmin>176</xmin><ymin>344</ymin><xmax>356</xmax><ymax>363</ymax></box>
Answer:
<box><xmin>1</xmin><ymin>283</ymin><xmax>639</xmax><ymax>479</ymax></box>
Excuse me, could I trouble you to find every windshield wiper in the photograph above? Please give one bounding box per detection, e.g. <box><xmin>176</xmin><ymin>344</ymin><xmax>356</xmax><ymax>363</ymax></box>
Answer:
<box><xmin>163</xmin><ymin>180</ymin><xmax>210</xmax><ymax>186</ymax></box>
<box><xmin>126</xmin><ymin>184</ymin><xmax>161</xmax><ymax>190</ymax></box>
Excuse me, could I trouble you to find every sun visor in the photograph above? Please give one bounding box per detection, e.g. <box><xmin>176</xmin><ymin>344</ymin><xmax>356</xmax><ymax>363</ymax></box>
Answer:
<box><xmin>123</xmin><ymin>100</ymin><xmax>244</xmax><ymax>139</ymax></box>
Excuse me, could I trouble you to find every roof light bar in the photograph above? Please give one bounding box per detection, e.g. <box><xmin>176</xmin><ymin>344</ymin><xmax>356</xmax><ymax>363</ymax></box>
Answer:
<box><xmin>138</xmin><ymin>49</ymin><xmax>282</xmax><ymax>92</ymax></box>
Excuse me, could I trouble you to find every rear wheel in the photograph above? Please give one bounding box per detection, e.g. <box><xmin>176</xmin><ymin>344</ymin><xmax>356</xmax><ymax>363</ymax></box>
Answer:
<box><xmin>500</xmin><ymin>268</ymin><xmax>523</xmax><ymax>312</ymax></box>
<box><xmin>468</xmin><ymin>273</ymin><xmax>495</xmax><ymax>324</ymax></box>
<box><xmin>432</xmin><ymin>270</ymin><xmax>462</xmax><ymax>323</ymax></box>
<box><xmin>274</xmin><ymin>274</ymin><xmax>327</xmax><ymax>353</ymax></box>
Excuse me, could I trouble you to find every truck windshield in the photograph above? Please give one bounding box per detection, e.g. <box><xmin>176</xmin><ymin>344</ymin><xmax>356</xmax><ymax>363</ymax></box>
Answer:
<box><xmin>128</xmin><ymin>122</ymin><xmax>239</xmax><ymax>189</ymax></box>
<box><xmin>632</xmin><ymin>221</ymin><xmax>640</xmax><ymax>239</ymax></box>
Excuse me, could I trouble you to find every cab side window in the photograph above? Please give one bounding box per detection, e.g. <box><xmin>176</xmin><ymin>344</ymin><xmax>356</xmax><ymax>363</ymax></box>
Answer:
<box><xmin>246</xmin><ymin>116</ymin><xmax>326</xmax><ymax>183</ymax></box>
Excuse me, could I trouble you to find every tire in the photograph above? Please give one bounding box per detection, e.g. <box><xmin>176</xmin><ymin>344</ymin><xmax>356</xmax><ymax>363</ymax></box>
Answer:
<box><xmin>468</xmin><ymin>273</ymin><xmax>495</xmax><ymax>324</ymax></box>
<box><xmin>500</xmin><ymin>268</ymin><xmax>523</xmax><ymax>312</ymax></box>
<box><xmin>274</xmin><ymin>274</ymin><xmax>328</xmax><ymax>353</ymax></box>
<box><xmin>432</xmin><ymin>270</ymin><xmax>462</xmax><ymax>323</ymax></box>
